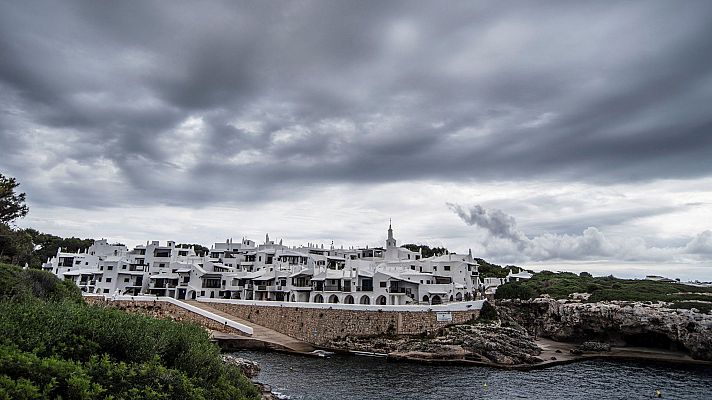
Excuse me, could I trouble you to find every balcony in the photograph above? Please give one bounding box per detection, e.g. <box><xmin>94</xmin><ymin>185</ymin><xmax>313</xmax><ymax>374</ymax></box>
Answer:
<box><xmin>387</xmin><ymin>287</ymin><xmax>407</xmax><ymax>294</ymax></box>
<box><xmin>256</xmin><ymin>285</ymin><xmax>267</xmax><ymax>291</ymax></box>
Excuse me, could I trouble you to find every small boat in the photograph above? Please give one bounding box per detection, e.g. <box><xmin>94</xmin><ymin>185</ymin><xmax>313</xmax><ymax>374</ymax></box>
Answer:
<box><xmin>351</xmin><ymin>350</ymin><xmax>388</xmax><ymax>358</ymax></box>
<box><xmin>310</xmin><ymin>350</ymin><xmax>335</xmax><ymax>357</ymax></box>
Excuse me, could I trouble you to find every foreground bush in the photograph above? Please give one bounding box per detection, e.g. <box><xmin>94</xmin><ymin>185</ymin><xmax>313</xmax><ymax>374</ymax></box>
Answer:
<box><xmin>0</xmin><ymin>264</ymin><xmax>259</xmax><ymax>400</ymax></box>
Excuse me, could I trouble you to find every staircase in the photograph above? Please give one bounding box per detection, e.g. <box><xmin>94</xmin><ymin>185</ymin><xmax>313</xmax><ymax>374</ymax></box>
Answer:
<box><xmin>184</xmin><ymin>300</ymin><xmax>315</xmax><ymax>353</ymax></box>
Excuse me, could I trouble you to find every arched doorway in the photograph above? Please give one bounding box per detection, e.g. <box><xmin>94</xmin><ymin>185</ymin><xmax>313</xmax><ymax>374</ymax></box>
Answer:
<box><xmin>344</xmin><ymin>295</ymin><xmax>354</xmax><ymax>304</ymax></box>
<box><xmin>328</xmin><ymin>294</ymin><xmax>339</xmax><ymax>303</ymax></box>
<box><xmin>455</xmin><ymin>292</ymin><xmax>463</xmax><ymax>301</ymax></box>
<box><xmin>449</xmin><ymin>295</ymin><xmax>453</xmax><ymax>302</ymax></box>
<box><xmin>431</xmin><ymin>295</ymin><xmax>442</xmax><ymax>305</ymax></box>
<box><xmin>376</xmin><ymin>295</ymin><xmax>387</xmax><ymax>305</ymax></box>
<box><xmin>290</xmin><ymin>294</ymin><xmax>296</xmax><ymax>302</ymax></box>
<box><xmin>314</xmin><ymin>294</ymin><xmax>324</xmax><ymax>303</ymax></box>
<box><xmin>359</xmin><ymin>295</ymin><xmax>371</xmax><ymax>304</ymax></box>
<box><xmin>422</xmin><ymin>295</ymin><xmax>430</xmax><ymax>304</ymax></box>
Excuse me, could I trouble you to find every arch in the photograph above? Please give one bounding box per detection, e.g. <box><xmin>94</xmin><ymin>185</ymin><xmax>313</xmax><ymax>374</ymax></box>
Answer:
<box><xmin>344</xmin><ymin>295</ymin><xmax>355</xmax><ymax>304</ymax></box>
<box><xmin>290</xmin><ymin>294</ymin><xmax>296</xmax><ymax>302</ymax></box>
<box><xmin>359</xmin><ymin>295</ymin><xmax>371</xmax><ymax>305</ymax></box>
<box><xmin>376</xmin><ymin>295</ymin><xmax>387</xmax><ymax>305</ymax></box>
<box><xmin>449</xmin><ymin>295</ymin><xmax>453</xmax><ymax>302</ymax></box>
<box><xmin>422</xmin><ymin>295</ymin><xmax>430</xmax><ymax>304</ymax></box>
<box><xmin>328</xmin><ymin>294</ymin><xmax>339</xmax><ymax>303</ymax></box>
<box><xmin>314</xmin><ymin>294</ymin><xmax>324</xmax><ymax>303</ymax></box>
<box><xmin>455</xmin><ymin>292</ymin><xmax>463</xmax><ymax>301</ymax></box>
<box><xmin>431</xmin><ymin>295</ymin><xmax>442</xmax><ymax>305</ymax></box>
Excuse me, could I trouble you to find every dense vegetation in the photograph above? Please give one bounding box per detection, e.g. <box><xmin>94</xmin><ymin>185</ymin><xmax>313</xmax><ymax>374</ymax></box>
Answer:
<box><xmin>401</xmin><ymin>244</ymin><xmax>449</xmax><ymax>258</ymax></box>
<box><xmin>0</xmin><ymin>263</ymin><xmax>259</xmax><ymax>400</ymax></box>
<box><xmin>178</xmin><ymin>243</ymin><xmax>209</xmax><ymax>257</ymax></box>
<box><xmin>494</xmin><ymin>271</ymin><xmax>712</xmax><ymax>313</ymax></box>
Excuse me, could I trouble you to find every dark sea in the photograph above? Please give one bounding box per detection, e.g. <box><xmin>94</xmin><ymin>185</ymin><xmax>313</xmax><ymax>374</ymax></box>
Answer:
<box><xmin>235</xmin><ymin>350</ymin><xmax>712</xmax><ymax>400</ymax></box>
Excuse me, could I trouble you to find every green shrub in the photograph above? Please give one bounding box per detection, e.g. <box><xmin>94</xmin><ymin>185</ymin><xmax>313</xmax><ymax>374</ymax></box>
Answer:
<box><xmin>477</xmin><ymin>301</ymin><xmax>499</xmax><ymax>322</ymax></box>
<box><xmin>0</xmin><ymin>263</ymin><xmax>259</xmax><ymax>400</ymax></box>
<box><xmin>494</xmin><ymin>282</ymin><xmax>536</xmax><ymax>300</ymax></box>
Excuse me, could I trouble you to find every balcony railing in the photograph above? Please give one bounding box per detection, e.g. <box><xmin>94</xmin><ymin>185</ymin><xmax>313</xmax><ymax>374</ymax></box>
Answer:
<box><xmin>323</xmin><ymin>285</ymin><xmax>341</xmax><ymax>291</ymax></box>
<box><xmin>387</xmin><ymin>287</ymin><xmax>407</xmax><ymax>294</ymax></box>
<box><xmin>256</xmin><ymin>285</ymin><xmax>267</xmax><ymax>291</ymax></box>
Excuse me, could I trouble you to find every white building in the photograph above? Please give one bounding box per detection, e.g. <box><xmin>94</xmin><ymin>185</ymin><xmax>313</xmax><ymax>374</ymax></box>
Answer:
<box><xmin>44</xmin><ymin>223</ymin><xmax>482</xmax><ymax>305</ymax></box>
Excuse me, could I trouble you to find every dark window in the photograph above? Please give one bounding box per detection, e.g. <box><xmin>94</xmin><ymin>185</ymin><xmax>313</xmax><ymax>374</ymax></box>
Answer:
<box><xmin>103</xmin><ymin>289</ymin><xmax>109</xmax><ymax>293</ymax></box>
<box><xmin>106</xmin><ymin>278</ymin><xmax>112</xmax><ymax>283</ymax></box>
<box><xmin>379</xmin><ymin>282</ymin><xmax>387</xmax><ymax>288</ymax></box>
<box><xmin>444</xmin><ymin>266</ymin><xmax>451</xmax><ymax>271</ymax></box>
<box><xmin>122</xmin><ymin>265</ymin><xmax>126</xmax><ymax>269</ymax></box>
<box><xmin>107</xmin><ymin>265</ymin><xmax>113</xmax><ymax>270</ymax></box>
<box><xmin>124</xmin><ymin>278</ymin><xmax>129</xmax><ymax>283</ymax></box>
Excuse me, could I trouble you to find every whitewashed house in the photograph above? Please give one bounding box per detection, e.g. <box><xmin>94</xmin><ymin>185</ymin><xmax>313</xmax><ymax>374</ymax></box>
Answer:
<box><xmin>44</xmin><ymin>223</ymin><xmax>481</xmax><ymax>305</ymax></box>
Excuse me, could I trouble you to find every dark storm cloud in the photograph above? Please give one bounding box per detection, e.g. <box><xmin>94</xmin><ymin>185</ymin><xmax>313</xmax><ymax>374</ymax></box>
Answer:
<box><xmin>2</xmin><ymin>0</ymin><xmax>712</xmax><ymax>208</ymax></box>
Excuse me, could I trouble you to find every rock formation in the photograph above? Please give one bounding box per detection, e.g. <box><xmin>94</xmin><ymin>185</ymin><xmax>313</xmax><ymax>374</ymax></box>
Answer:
<box><xmin>497</xmin><ymin>298</ymin><xmax>712</xmax><ymax>360</ymax></box>
<box><xmin>328</xmin><ymin>322</ymin><xmax>543</xmax><ymax>365</ymax></box>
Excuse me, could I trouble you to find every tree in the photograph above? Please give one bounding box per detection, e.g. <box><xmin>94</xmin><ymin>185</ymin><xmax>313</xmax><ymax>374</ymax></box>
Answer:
<box><xmin>0</xmin><ymin>173</ymin><xmax>28</xmax><ymax>225</ymax></box>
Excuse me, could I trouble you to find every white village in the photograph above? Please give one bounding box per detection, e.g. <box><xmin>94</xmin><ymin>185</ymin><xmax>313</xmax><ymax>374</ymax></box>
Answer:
<box><xmin>43</xmin><ymin>222</ymin><xmax>531</xmax><ymax>306</ymax></box>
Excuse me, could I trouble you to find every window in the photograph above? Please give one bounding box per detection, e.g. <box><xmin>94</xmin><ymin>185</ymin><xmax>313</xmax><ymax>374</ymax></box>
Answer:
<box><xmin>444</xmin><ymin>266</ymin><xmax>451</xmax><ymax>271</ymax></box>
<box><xmin>379</xmin><ymin>282</ymin><xmax>387</xmax><ymax>288</ymax></box>
<box><xmin>122</xmin><ymin>265</ymin><xmax>126</xmax><ymax>269</ymax></box>
<box><xmin>107</xmin><ymin>265</ymin><xmax>113</xmax><ymax>271</ymax></box>
<box><xmin>124</xmin><ymin>278</ymin><xmax>129</xmax><ymax>283</ymax></box>
<box><xmin>433</xmin><ymin>266</ymin><xmax>437</xmax><ymax>271</ymax></box>
<box><xmin>98</xmin><ymin>277</ymin><xmax>102</xmax><ymax>282</ymax></box>
<box><xmin>103</xmin><ymin>289</ymin><xmax>109</xmax><ymax>293</ymax></box>
<box><xmin>200</xmin><ymin>291</ymin><xmax>205</xmax><ymax>296</ymax></box>
<box><xmin>410</xmin><ymin>265</ymin><xmax>415</xmax><ymax>270</ymax></box>
<box><xmin>106</xmin><ymin>278</ymin><xmax>112</xmax><ymax>283</ymax></box>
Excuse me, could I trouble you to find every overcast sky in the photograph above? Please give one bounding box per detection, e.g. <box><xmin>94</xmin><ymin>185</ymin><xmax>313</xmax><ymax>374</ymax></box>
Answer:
<box><xmin>1</xmin><ymin>1</ymin><xmax>711</xmax><ymax>279</ymax></box>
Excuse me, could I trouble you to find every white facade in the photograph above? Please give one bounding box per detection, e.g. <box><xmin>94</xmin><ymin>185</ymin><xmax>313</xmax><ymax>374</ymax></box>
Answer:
<box><xmin>44</xmin><ymin>224</ymin><xmax>483</xmax><ymax>305</ymax></box>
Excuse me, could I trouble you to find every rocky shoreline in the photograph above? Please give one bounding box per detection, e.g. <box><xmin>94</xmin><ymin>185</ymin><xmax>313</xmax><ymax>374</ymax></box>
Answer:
<box><xmin>222</xmin><ymin>354</ymin><xmax>280</xmax><ymax>400</ymax></box>
<box><xmin>319</xmin><ymin>298</ymin><xmax>712</xmax><ymax>369</ymax></box>
<box><xmin>222</xmin><ymin>298</ymin><xmax>712</xmax><ymax>374</ymax></box>
<box><xmin>497</xmin><ymin>297</ymin><xmax>712</xmax><ymax>361</ymax></box>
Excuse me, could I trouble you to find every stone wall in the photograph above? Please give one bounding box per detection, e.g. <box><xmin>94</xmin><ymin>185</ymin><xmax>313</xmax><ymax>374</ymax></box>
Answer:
<box><xmin>208</xmin><ymin>302</ymin><xmax>479</xmax><ymax>346</ymax></box>
<box><xmin>84</xmin><ymin>297</ymin><xmax>247</xmax><ymax>336</ymax></box>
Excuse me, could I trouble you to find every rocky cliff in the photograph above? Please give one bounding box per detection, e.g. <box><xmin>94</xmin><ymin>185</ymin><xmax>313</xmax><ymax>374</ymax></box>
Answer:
<box><xmin>497</xmin><ymin>298</ymin><xmax>712</xmax><ymax>360</ymax></box>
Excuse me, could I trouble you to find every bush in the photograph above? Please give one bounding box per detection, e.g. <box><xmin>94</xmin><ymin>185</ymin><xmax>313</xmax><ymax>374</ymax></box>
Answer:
<box><xmin>494</xmin><ymin>282</ymin><xmax>536</xmax><ymax>300</ymax></box>
<box><xmin>493</xmin><ymin>268</ymin><xmax>712</xmax><ymax>303</ymax></box>
<box><xmin>477</xmin><ymin>301</ymin><xmax>499</xmax><ymax>322</ymax></box>
<box><xmin>0</xmin><ymin>263</ymin><xmax>259</xmax><ymax>400</ymax></box>
<box><xmin>0</xmin><ymin>263</ymin><xmax>81</xmax><ymax>303</ymax></box>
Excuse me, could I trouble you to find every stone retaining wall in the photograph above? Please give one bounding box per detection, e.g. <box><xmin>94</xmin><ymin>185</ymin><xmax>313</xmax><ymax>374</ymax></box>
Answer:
<box><xmin>208</xmin><ymin>302</ymin><xmax>479</xmax><ymax>346</ymax></box>
<box><xmin>84</xmin><ymin>297</ymin><xmax>247</xmax><ymax>336</ymax></box>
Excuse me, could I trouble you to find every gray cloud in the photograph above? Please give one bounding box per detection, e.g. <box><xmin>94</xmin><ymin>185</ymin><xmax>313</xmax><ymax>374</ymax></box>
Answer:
<box><xmin>449</xmin><ymin>203</ymin><xmax>712</xmax><ymax>263</ymax></box>
<box><xmin>1</xmin><ymin>1</ymin><xmax>712</xmax><ymax>209</ymax></box>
